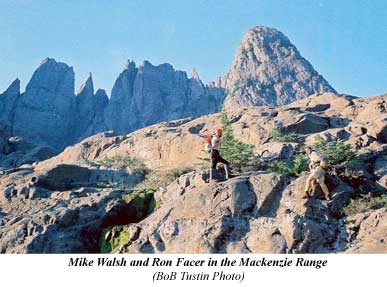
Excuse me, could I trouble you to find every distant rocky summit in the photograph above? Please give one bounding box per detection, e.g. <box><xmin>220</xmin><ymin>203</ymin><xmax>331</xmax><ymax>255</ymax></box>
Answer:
<box><xmin>104</xmin><ymin>61</ymin><xmax>224</xmax><ymax>135</ymax></box>
<box><xmin>0</xmin><ymin>26</ymin><xmax>336</xmax><ymax>154</ymax></box>
<box><xmin>0</xmin><ymin>58</ymin><xmax>224</xmax><ymax>152</ymax></box>
<box><xmin>12</xmin><ymin>58</ymin><xmax>76</xmax><ymax>150</ymax></box>
<box><xmin>219</xmin><ymin>26</ymin><xmax>336</xmax><ymax>110</ymax></box>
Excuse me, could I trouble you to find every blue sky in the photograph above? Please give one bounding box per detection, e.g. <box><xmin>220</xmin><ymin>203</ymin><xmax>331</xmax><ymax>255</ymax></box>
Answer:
<box><xmin>0</xmin><ymin>0</ymin><xmax>385</xmax><ymax>97</ymax></box>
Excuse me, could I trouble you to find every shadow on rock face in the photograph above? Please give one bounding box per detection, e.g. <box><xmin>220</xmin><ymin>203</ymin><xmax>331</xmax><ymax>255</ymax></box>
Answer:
<box><xmin>281</xmin><ymin>114</ymin><xmax>329</xmax><ymax>135</ymax></box>
<box><xmin>209</xmin><ymin>178</ymin><xmax>257</xmax><ymax>253</ymax></box>
<box><xmin>0</xmin><ymin>162</ymin><xmax>149</xmax><ymax>253</ymax></box>
<box><xmin>305</xmin><ymin>104</ymin><xmax>330</xmax><ymax>113</ymax></box>
<box><xmin>23</xmin><ymin>188</ymin><xmax>154</xmax><ymax>253</ymax></box>
<box><xmin>289</xmin><ymin>176</ymin><xmax>355</xmax><ymax>253</ymax></box>
<box><xmin>35</xmin><ymin>164</ymin><xmax>91</xmax><ymax>191</ymax></box>
<box><xmin>256</xmin><ymin>176</ymin><xmax>290</xmax><ymax>217</ymax></box>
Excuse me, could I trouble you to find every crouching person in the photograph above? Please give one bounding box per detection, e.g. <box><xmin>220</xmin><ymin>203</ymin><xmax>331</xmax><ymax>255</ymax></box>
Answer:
<box><xmin>303</xmin><ymin>147</ymin><xmax>331</xmax><ymax>200</ymax></box>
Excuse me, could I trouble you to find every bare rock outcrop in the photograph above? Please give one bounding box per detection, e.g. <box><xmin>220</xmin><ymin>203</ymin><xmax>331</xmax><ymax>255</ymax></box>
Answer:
<box><xmin>2</xmin><ymin>91</ymin><xmax>387</xmax><ymax>254</ymax></box>
<box><xmin>343</xmin><ymin>208</ymin><xmax>387</xmax><ymax>253</ymax></box>
<box><xmin>33</xmin><ymin>93</ymin><xmax>387</xmax><ymax>174</ymax></box>
<box><xmin>0</xmin><ymin>161</ymin><xmax>143</xmax><ymax>253</ymax></box>
<box><xmin>108</xmin><ymin>171</ymin><xmax>357</xmax><ymax>253</ymax></box>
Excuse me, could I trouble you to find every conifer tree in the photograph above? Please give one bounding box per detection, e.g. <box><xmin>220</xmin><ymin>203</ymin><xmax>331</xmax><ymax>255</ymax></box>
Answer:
<box><xmin>219</xmin><ymin>110</ymin><xmax>261</xmax><ymax>172</ymax></box>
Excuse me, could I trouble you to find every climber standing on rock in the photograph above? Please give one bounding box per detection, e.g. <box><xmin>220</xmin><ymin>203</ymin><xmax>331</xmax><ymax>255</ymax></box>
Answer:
<box><xmin>204</xmin><ymin>128</ymin><xmax>232</xmax><ymax>182</ymax></box>
<box><xmin>303</xmin><ymin>147</ymin><xmax>331</xmax><ymax>200</ymax></box>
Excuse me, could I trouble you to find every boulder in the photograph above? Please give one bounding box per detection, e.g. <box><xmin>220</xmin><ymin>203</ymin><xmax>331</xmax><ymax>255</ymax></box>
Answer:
<box><xmin>116</xmin><ymin>171</ymin><xmax>355</xmax><ymax>254</ymax></box>
<box><xmin>246</xmin><ymin>218</ymin><xmax>287</xmax><ymax>253</ymax></box>
<box><xmin>281</xmin><ymin>113</ymin><xmax>329</xmax><ymax>135</ymax></box>
<box><xmin>373</xmin><ymin>156</ymin><xmax>387</xmax><ymax>189</ymax></box>
<box><xmin>343</xmin><ymin>208</ymin><xmax>387</xmax><ymax>253</ymax></box>
<box><xmin>0</xmin><ymin>163</ymin><xmax>143</xmax><ymax>253</ymax></box>
<box><xmin>256</xmin><ymin>142</ymin><xmax>298</xmax><ymax>160</ymax></box>
<box><xmin>288</xmin><ymin>93</ymin><xmax>355</xmax><ymax>117</ymax></box>
<box><xmin>304</xmin><ymin>128</ymin><xmax>350</xmax><ymax>146</ymax></box>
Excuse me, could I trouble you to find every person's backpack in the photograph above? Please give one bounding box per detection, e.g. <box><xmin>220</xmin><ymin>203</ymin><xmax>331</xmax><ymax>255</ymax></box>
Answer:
<box><xmin>204</xmin><ymin>135</ymin><xmax>213</xmax><ymax>153</ymax></box>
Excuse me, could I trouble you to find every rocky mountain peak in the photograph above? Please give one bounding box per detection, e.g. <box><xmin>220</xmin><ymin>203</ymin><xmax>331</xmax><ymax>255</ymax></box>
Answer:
<box><xmin>12</xmin><ymin>58</ymin><xmax>76</xmax><ymax>150</ymax></box>
<box><xmin>191</xmin><ymin>68</ymin><xmax>201</xmax><ymax>81</ymax></box>
<box><xmin>239</xmin><ymin>26</ymin><xmax>294</xmax><ymax>63</ymax></box>
<box><xmin>222</xmin><ymin>26</ymin><xmax>336</xmax><ymax>109</ymax></box>
<box><xmin>77</xmin><ymin>73</ymin><xmax>94</xmax><ymax>96</ymax></box>
<box><xmin>0</xmin><ymin>78</ymin><xmax>21</xmax><ymax>125</ymax></box>
<box><xmin>95</xmin><ymin>88</ymin><xmax>108</xmax><ymax>99</ymax></box>
<box><xmin>94</xmin><ymin>89</ymin><xmax>109</xmax><ymax>111</ymax></box>
<box><xmin>139</xmin><ymin>61</ymin><xmax>175</xmax><ymax>74</ymax></box>
<box><xmin>124</xmin><ymin>59</ymin><xmax>136</xmax><ymax>70</ymax></box>
<box><xmin>104</xmin><ymin>58</ymin><xmax>223</xmax><ymax>135</ymax></box>
<box><xmin>25</xmin><ymin>58</ymin><xmax>75</xmax><ymax>97</ymax></box>
<box><xmin>38</xmin><ymin>57</ymin><xmax>55</xmax><ymax>67</ymax></box>
<box><xmin>109</xmin><ymin>61</ymin><xmax>138</xmax><ymax>103</ymax></box>
<box><xmin>2</xmin><ymin>78</ymin><xmax>20</xmax><ymax>96</ymax></box>
<box><xmin>1</xmin><ymin>25</ymin><xmax>338</xmax><ymax>151</ymax></box>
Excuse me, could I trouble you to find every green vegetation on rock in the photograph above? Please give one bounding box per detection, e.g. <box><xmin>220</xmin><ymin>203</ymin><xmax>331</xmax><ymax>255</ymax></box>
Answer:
<box><xmin>98</xmin><ymin>167</ymin><xmax>192</xmax><ymax>253</ymax></box>
<box><xmin>312</xmin><ymin>135</ymin><xmax>361</xmax><ymax>167</ymax></box>
<box><xmin>122</xmin><ymin>190</ymin><xmax>156</xmax><ymax>222</ymax></box>
<box><xmin>129</xmin><ymin>167</ymin><xmax>192</xmax><ymax>209</ymax></box>
<box><xmin>99</xmin><ymin>190</ymin><xmax>155</xmax><ymax>253</ymax></box>
<box><xmin>268</xmin><ymin>153</ymin><xmax>309</xmax><ymax>176</ymax></box>
<box><xmin>132</xmin><ymin>167</ymin><xmax>192</xmax><ymax>193</ymax></box>
<box><xmin>219</xmin><ymin>110</ymin><xmax>263</xmax><ymax>172</ymax></box>
<box><xmin>268</xmin><ymin>135</ymin><xmax>362</xmax><ymax>177</ymax></box>
<box><xmin>270</xmin><ymin>127</ymin><xmax>299</xmax><ymax>143</ymax></box>
<box><xmin>99</xmin><ymin>225</ymin><xmax>130</xmax><ymax>253</ymax></box>
<box><xmin>343</xmin><ymin>194</ymin><xmax>387</xmax><ymax>216</ymax></box>
<box><xmin>98</xmin><ymin>154</ymin><xmax>149</xmax><ymax>175</ymax></box>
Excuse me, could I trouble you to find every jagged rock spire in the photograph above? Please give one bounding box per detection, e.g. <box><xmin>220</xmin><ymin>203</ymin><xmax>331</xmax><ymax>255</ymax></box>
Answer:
<box><xmin>2</xmin><ymin>78</ymin><xmax>20</xmax><ymax>96</ymax></box>
<box><xmin>191</xmin><ymin>68</ymin><xmax>201</xmax><ymax>81</ymax></box>
<box><xmin>77</xmin><ymin>72</ymin><xmax>94</xmax><ymax>96</ymax></box>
